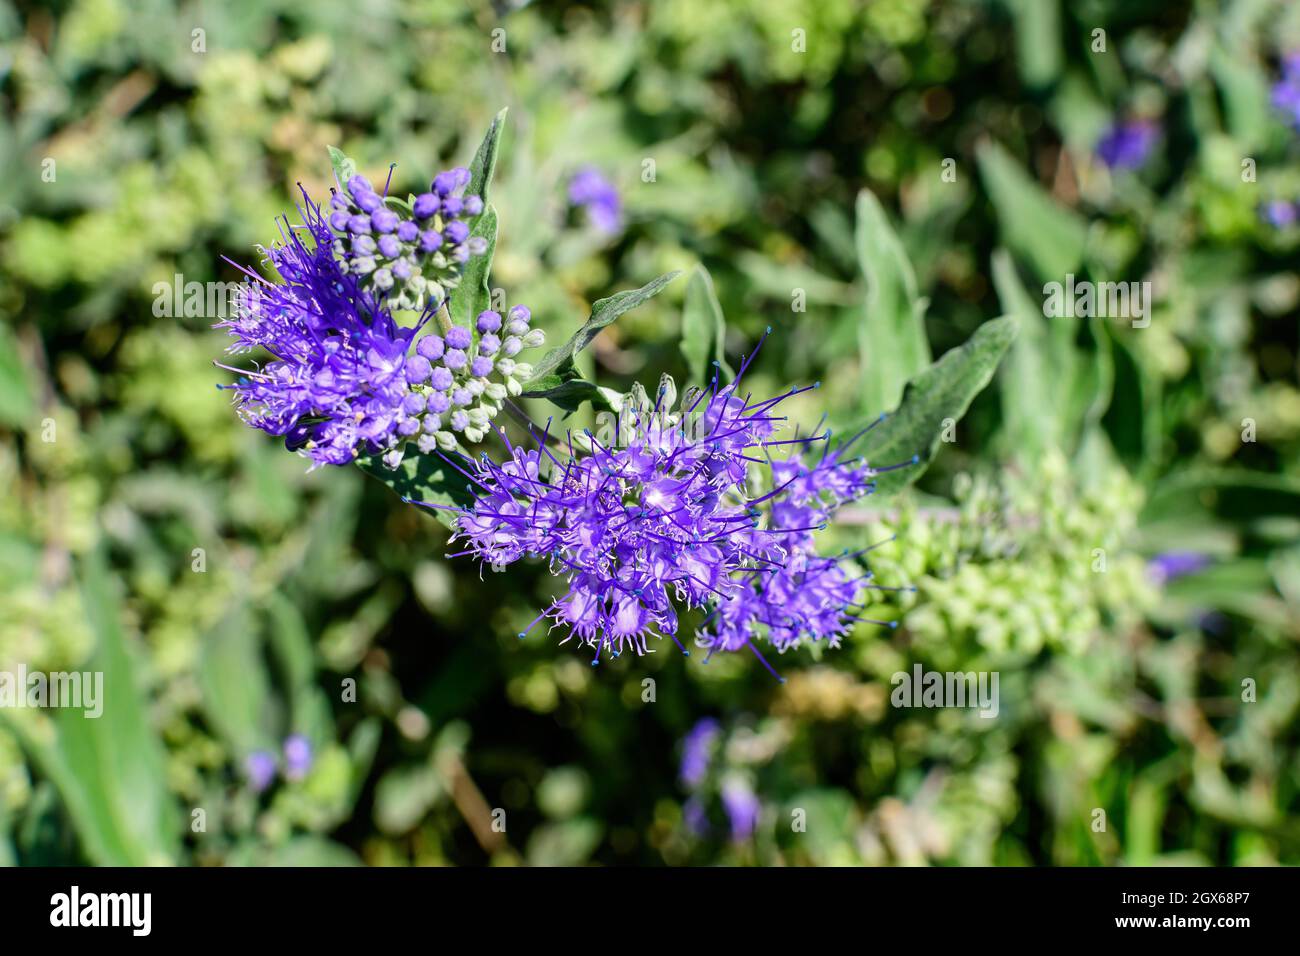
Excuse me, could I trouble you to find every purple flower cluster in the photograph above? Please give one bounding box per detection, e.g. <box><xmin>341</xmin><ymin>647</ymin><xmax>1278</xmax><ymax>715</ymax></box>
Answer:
<box><xmin>429</xmin><ymin>334</ymin><xmax>904</xmax><ymax>674</ymax></box>
<box><xmin>1096</xmin><ymin>118</ymin><xmax>1159</xmax><ymax>170</ymax></box>
<box><xmin>569</xmin><ymin>166</ymin><xmax>623</xmax><ymax>234</ymax></box>
<box><xmin>218</xmin><ymin>168</ymin><xmax>543</xmax><ymax>468</ymax></box>
<box><xmin>217</xmin><ymin>194</ymin><xmax>423</xmax><ymax>468</ymax></box>
<box><xmin>406</xmin><ymin>304</ymin><xmax>544</xmax><ymax>452</ymax></box>
<box><xmin>329</xmin><ymin>166</ymin><xmax>487</xmax><ymax>312</ymax></box>
<box><xmin>1271</xmin><ymin>53</ymin><xmax>1300</xmax><ymax>128</ymax></box>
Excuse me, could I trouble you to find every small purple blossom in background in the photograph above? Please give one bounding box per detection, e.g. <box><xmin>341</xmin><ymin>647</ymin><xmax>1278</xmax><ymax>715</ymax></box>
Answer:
<box><xmin>283</xmin><ymin>734</ymin><xmax>313</xmax><ymax>781</ymax></box>
<box><xmin>683</xmin><ymin>795</ymin><xmax>710</xmax><ymax>837</ymax></box>
<box><xmin>1271</xmin><ymin>53</ymin><xmax>1300</xmax><ymax>128</ymax></box>
<box><xmin>245</xmin><ymin>751</ymin><xmax>276</xmax><ymax>792</ymax></box>
<box><xmin>1096</xmin><ymin>118</ymin><xmax>1159</xmax><ymax>170</ymax></box>
<box><xmin>721</xmin><ymin>780</ymin><xmax>761</xmax><ymax>842</ymax></box>
<box><xmin>1261</xmin><ymin>200</ymin><xmax>1299</xmax><ymax>229</ymax></box>
<box><xmin>569</xmin><ymin>166</ymin><xmax>623</xmax><ymax>234</ymax></box>
<box><xmin>680</xmin><ymin>718</ymin><xmax>721</xmax><ymax>787</ymax></box>
<box><xmin>1148</xmin><ymin>551</ymin><xmax>1212</xmax><ymax>586</ymax></box>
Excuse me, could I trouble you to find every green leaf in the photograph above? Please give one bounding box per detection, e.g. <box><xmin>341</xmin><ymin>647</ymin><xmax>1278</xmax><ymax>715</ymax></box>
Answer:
<box><xmin>466</xmin><ymin>107</ymin><xmax>508</xmax><ymax>203</ymax></box>
<box><xmin>374</xmin><ymin>763</ymin><xmax>443</xmax><ymax>835</ymax></box>
<box><xmin>264</xmin><ymin>593</ymin><xmax>333</xmax><ymax>744</ymax></box>
<box><xmin>198</xmin><ymin>605</ymin><xmax>275</xmax><ymax>755</ymax></box>
<box><xmin>230</xmin><ymin>836</ymin><xmax>363</xmax><ymax>867</ymax></box>
<box><xmin>855</xmin><ymin>189</ymin><xmax>930</xmax><ymax>416</ymax></box>
<box><xmin>3</xmin><ymin>549</ymin><xmax>180</xmax><ymax>865</ymax></box>
<box><xmin>680</xmin><ymin>265</ymin><xmax>733</xmax><ymax>386</ymax></box>
<box><xmin>848</xmin><ymin>316</ymin><xmax>1019</xmax><ymax>497</ymax></box>
<box><xmin>526</xmin><ymin>818</ymin><xmax>603</xmax><ymax>866</ymax></box>
<box><xmin>1210</xmin><ymin>45</ymin><xmax>1272</xmax><ymax>152</ymax></box>
<box><xmin>992</xmin><ymin>249</ymin><xmax>1063</xmax><ymax>456</ymax></box>
<box><xmin>977</xmin><ymin>140</ymin><xmax>1087</xmax><ymax>282</ymax></box>
<box><xmin>522</xmin><ymin>272</ymin><xmax>682</xmax><ymax>397</ymax></box>
<box><xmin>446</xmin><ymin>204</ymin><xmax>498</xmax><ymax>329</ymax></box>
<box><xmin>326</xmin><ymin>146</ymin><xmax>357</xmax><ymax>189</ymax></box>
<box><xmin>1004</xmin><ymin>0</ymin><xmax>1062</xmax><ymax>89</ymax></box>
<box><xmin>356</xmin><ymin>450</ymin><xmax>475</xmax><ymax>528</ymax></box>
<box><xmin>521</xmin><ymin>376</ymin><xmax>625</xmax><ymax>414</ymax></box>
<box><xmin>0</xmin><ymin>323</ymin><xmax>34</xmax><ymax>428</ymax></box>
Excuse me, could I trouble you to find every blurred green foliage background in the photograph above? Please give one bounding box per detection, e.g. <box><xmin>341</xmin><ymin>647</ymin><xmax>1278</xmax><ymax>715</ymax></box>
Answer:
<box><xmin>2</xmin><ymin>0</ymin><xmax>1299</xmax><ymax>866</ymax></box>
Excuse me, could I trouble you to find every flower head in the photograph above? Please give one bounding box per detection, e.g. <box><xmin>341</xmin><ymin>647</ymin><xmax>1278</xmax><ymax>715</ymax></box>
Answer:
<box><xmin>329</xmin><ymin>165</ymin><xmax>486</xmax><ymax>312</ymax></box>
<box><xmin>429</xmin><ymin>332</ymin><xmax>904</xmax><ymax>675</ymax></box>
<box><xmin>216</xmin><ymin>193</ymin><xmax>423</xmax><ymax>468</ymax></box>
<box><xmin>217</xmin><ymin>164</ymin><xmax>543</xmax><ymax>468</ymax></box>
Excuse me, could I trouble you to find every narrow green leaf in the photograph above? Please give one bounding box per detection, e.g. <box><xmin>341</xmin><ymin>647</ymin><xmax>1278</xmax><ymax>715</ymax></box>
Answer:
<box><xmin>0</xmin><ymin>323</ymin><xmax>34</xmax><ymax>428</ymax></box>
<box><xmin>446</xmin><ymin>204</ymin><xmax>498</xmax><ymax>329</ymax></box>
<box><xmin>466</xmin><ymin>107</ymin><xmax>508</xmax><ymax>203</ymax></box>
<box><xmin>1210</xmin><ymin>45</ymin><xmax>1271</xmax><ymax>152</ymax></box>
<box><xmin>326</xmin><ymin>145</ymin><xmax>357</xmax><ymax>189</ymax></box>
<box><xmin>230</xmin><ymin>836</ymin><xmax>363</xmax><ymax>867</ymax></box>
<box><xmin>1004</xmin><ymin>0</ymin><xmax>1062</xmax><ymax>89</ymax></box>
<box><xmin>976</xmin><ymin>140</ymin><xmax>1087</xmax><ymax>282</ymax></box>
<box><xmin>855</xmin><ymin>189</ymin><xmax>931</xmax><ymax>416</ymax></box>
<box><xmin>264</xmin><ymin>593</ymin><xmax>333</xmax><ymax>743</ymax></box>
<box><xmin>992</xmin><ymin>248</ymin><xmax>1062</xmax><ymax>456</ymax></box>
<box><xmin>849</xmin><ymin>316</ymin><xmax>1019</xmax><ymax>497</ymax></box>
<box><xmin>4</xmin><ymin>549</ymin><xmax>180</xmax><ymax>865</ymax></box>
<box><xmin>519</xmin><ymin>376</ymin><xmax>625</xmax><ymax>413</ymax></box>
<box><xmin>198</xmin><ymin>606</ymin><xmax>275</xmax><ymax>755</ymax></box>
<box><xmin>357</xmin><ymin>450</ymin><xmax>475</xmax><ymax>529</ymax></box>
<box><xmin>680</xmin><ymin>265</ymin><xmax>733</xmax><ymax>386</ymax></box>
<box><xmin>522</xmin><ymin>271</ymin><xmax>682</xmax><ymax>397</ymax></box>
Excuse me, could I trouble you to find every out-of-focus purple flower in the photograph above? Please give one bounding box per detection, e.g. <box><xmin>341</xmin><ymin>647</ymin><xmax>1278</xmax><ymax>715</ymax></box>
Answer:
<box><xmin>683</xmin><ymin>796</ymin><xmax>710</xmax><ymax>837</ymax></box>
<box><xmin>1271</xmin><ymin>53</ymin><xmax>1300</xmax><ymax>128</ymax></box>
<box><xmin>245</xmin><ymin>751</ymin><xmax>276</xmax><ymax>792</ymax></box>
<box><xmin>283</xmin><ymin>734</ymin><xmax>313</xmax><ymax>781</ymax></box>
<box><xmin>1097</xmin><ymin>119</ymin><xmax>1159</xmax><ymax>170</ymax></box>
<box><xmin>569</xmin><ymin>167</ymin><xmax>623</xmax><ymax>234</ymax></box>
<box><xmin>1148</xmin><ymin>551</ymin><xmax>1212</xmax><ymax>585</ymax></box>
<box><xmin>721</xmin><ymin>781</ymin><xmax>761</xmax><ymax>842</ymax></box>
<box><xmin>679</xmin><ymin>718</ymin><xmax>721</xmax><ymax>788</ymax></box>
<box><xmin>1262</xmin><ymin>200</ymin><xmax>1299</xmax><ymax>228</ymax></box>
<box><xmin>428</xmin><ymin>331</ymin><xmax>899</xmax><ymax>674</ymax></box>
